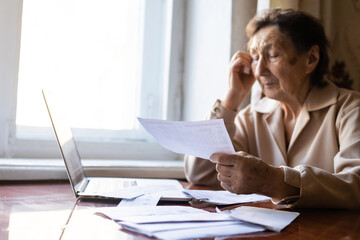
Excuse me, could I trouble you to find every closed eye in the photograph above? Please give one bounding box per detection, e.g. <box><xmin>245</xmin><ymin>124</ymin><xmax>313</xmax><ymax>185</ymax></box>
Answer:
<box><xmin>267</xmin><ymin>49</ymin><xmax>280</xmax><ymax>59</ymax></box>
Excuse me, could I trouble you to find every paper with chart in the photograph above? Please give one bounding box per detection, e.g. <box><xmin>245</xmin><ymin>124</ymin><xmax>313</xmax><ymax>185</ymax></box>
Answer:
<box><xmin>137</xmin><ymin>118</ymin><xmax>235</xmax><ymax>159</ymax></box>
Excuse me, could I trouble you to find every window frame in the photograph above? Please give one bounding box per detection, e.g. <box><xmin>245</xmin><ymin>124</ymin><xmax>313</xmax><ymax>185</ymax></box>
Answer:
<box><xmin>0</xmin><ymin>0</ymin><xmax>186</xmax><ymax>162</ymax></box>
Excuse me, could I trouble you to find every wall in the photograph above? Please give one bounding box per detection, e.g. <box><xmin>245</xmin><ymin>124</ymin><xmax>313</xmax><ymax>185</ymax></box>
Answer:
<box><xmin>327</xmin><ymin>0</ymin><xmax>360</xmax><ymax>91</ymax></box>
<box><xmin>270</xmin><ymin>0</ymin><xmax>360</xmax><ymax>91</ymax></box>
<box><xmin>182</xmin><ymin>0</ymin><xmax>232</xmax><ymax>121</ymax></box>
<box><xmin>0</xmin><ymin>0</ymin><xmax>22</xmax><ymax>157</ymax></box>
<box><xmin>182</xmin><ymin>0</ymin><xmax>257</xmax><ymax>121</ymax></box>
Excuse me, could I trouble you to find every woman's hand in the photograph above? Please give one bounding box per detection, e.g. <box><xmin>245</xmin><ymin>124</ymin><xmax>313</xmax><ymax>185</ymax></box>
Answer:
<box><xmin>210</xmin><ymin>152</ymin><xmax>299</xmax><ymax>199</ymax></box>
<box><xmin>223</xmin><ymin>51</ymin><xmax>255</xmax><ymax>111</ymax></box>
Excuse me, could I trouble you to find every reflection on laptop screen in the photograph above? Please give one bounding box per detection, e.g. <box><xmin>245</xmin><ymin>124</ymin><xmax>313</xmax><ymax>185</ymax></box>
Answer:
<box><xmin>42</xmin><ymin>90</ymin><xmax>86</xmax><ymax>192</ymax></box>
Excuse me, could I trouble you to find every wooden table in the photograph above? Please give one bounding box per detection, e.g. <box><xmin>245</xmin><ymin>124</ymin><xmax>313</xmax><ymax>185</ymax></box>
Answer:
<box><xmin>1</xmin><ymin>181</ymin><xmax>359</xmax><ymax>240</ymax></box>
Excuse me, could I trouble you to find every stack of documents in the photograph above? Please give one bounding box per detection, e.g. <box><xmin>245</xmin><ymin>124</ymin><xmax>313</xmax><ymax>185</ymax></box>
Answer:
<box><xmin>110</xmin><ymin>118</ymin><xmax>299</xmax><ymax>238</ymax></box>
<box><xmin>96</xmin><ymin>205</ymin><xmax>299</xmax><ymax>240</ymax></box>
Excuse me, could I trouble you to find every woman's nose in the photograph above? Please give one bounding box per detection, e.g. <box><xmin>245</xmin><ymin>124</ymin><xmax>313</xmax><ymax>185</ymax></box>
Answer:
<box><xmin>254</xmin><ymin>56</ymin><xmax>268</xmax><ymax>77</ymax></box>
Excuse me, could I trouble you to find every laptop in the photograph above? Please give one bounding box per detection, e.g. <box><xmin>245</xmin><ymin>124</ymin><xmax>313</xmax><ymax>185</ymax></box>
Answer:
<box><xmin>42</xmin><ymin>90</ymin><xmax>190</xmax><ymax>201</ymax></box>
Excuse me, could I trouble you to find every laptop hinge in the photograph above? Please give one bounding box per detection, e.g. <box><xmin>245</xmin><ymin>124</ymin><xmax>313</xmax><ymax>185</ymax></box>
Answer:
<box><xmin>77</xmin><ymin>178</ymin><xmax>89</xmax><ymax>194</ymax></box>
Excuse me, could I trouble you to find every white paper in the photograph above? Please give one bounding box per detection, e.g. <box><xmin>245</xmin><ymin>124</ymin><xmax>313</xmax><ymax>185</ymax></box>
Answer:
<box><xmin>138</xmin><ymin>117</ymin><xmax>235</xmax><ymax>159</ymax></box>
<box><xmin>120</xmin><ymin>220</ymin><xmax>237</xmax><ymax>233</ymax></box>
<box><xmin>123</xmin><ymin>212</ymin><xmax>231</xmax><ymax>224</ymax></box>
<box><xmin>98</xmin><ymin>185</ymin><xmax>178</xmax><ymax>200</ymax></box>
<box><xmin>95</xmin><ymin>205</ymin><xmax>298</xmax><ymax>240</ymax></box>
<box><xmin>121</xmin><ymin>221</ymin><xmax>265</xmax><ymax>240</ymax></box>
<box><xmin>152</xmin><ymin>222</ymin><xmax>264</xmax><ymax>240</ymax></box>
<box><xmin>96</xmin><ymin>206</ymin><xmax>231</xmax><ymax>223</ymax></box>
<box><xmin>219</xmin><ymin>206</ymin><xmax>300</xmax><ymax>232</ymax></box>
<box><xmin>118</xmin><ymin>193</ymin><xmax>161</xmax><ymax>206</ymax></box>
<box><xmin>183</xmin><ymin>190</ymin><xmax>271</xmax><ymax>205</ymax></box>
<box><xmin>97</xmin><ymin>206</ymin><xmax>208</xmax><ymax>219</ymax></box>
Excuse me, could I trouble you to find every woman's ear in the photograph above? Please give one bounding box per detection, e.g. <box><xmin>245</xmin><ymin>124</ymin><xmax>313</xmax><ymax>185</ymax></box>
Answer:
<box><xmin>305</xmin><ymin>45</ymin><xmax>320</xmax><ymax>74</ymax></box>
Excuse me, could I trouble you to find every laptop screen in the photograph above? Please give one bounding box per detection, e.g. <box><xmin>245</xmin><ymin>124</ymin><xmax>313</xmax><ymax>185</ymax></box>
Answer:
<box><xmin>42</xmin><ymin>90</ymin><xmax>86</xmax><ymax>194</ymax></box>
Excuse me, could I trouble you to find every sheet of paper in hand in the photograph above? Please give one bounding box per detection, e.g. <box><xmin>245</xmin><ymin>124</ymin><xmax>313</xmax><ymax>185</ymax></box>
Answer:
<box><xmin>138</xmin><ymin>117</ymin><xmax>235</xmax><ymax>159</ymax></box>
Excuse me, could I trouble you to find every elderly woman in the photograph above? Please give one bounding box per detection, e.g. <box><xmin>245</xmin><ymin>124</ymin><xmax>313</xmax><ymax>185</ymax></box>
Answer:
<box><xmin>184</xmin><ymin>8</ymin><xmax>360</xmax><ymax>209</ymax></box>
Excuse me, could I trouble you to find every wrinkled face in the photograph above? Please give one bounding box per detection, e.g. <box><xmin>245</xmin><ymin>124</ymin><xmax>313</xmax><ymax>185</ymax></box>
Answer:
<box><xmin>249</xmin><ymin>25</ymin><xmax>311</xmax><ymax>102</ymax></box>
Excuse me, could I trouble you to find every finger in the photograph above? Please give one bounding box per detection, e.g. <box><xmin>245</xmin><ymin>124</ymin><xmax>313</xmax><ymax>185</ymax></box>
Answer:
<box><xmin>235</xmin><ymin>151</ymin><xmax>262</xmax><ymax>163</ymax></box>
<box><xmin>220</xmin><ymin>181</ymin><xmax>233</xmax><ymax>193</ymax></box>
<box><xmin>231</xmin><ymin>51</ymin><xmax>252</xmax><ymax>63</ymax></box>
<box><xmin>231</xmin><ymin>56</ymin><xmax>252</xmax><ymax>73</ymax></box>
<box><xmin>209</xmin><ymin>152</ymin><xmax>222</xmax><ymax>163</ymax></box>
<box><xmin>215</xmin><ymin>164</ymin><xmax>232</xmax><ymax>176</ymax></box>
<box><xmin>211</xmin><ymin>153</ymin><xmax>237</xmax><ymax>166</ymax></box>
<box><xmin>217</xmin><ymin>173</ymin><xmax>232</xmax><ymax>184</ymax></box>
<box><xmin>236</xmin><ymin>151</ymin><xmax>251</xmax><ymax>157</ymax></box>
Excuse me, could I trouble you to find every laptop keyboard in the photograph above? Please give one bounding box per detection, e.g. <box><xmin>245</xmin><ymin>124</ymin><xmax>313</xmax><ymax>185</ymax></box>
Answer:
<box><xmin>123</xmin><ymin>180</ymin><xmax>138</xmax><ymax>188</ymax></box>
<box><xmin>85</xmin><ymin>179</ymin><xmax>138</xmax><ymax>193</ymax></box>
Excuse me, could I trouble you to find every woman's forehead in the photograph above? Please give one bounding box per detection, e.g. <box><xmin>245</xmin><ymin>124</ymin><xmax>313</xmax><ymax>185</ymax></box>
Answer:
<box><xmin>248</xmin><ymin>25</ymin><xmax>290</xmax><ymax>52</ymax></box>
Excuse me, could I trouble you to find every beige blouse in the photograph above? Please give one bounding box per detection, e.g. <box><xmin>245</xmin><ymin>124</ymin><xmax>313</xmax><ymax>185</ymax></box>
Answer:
<box><xmin>184</xmin><ymin>81</ymin><xmax>360</xmax><ymax>209</ymax></box>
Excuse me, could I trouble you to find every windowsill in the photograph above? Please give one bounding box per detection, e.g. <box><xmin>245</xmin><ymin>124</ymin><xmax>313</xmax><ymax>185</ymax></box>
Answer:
<box><xmin>0</xmin><ymin>158</ymin><xmax>186</xmax><ymax>181</ymax></box>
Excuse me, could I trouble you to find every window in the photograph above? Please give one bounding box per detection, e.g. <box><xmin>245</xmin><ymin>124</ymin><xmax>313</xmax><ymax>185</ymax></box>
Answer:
<box><xmin>17</xmin><ymin>0</ymin><xmax>144</xmax><ymax>132</ymax></box>
<box><xmin>0</xmin><ymin>0</ymin><xmax>185</xmax><ymax>161</ymax></box>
